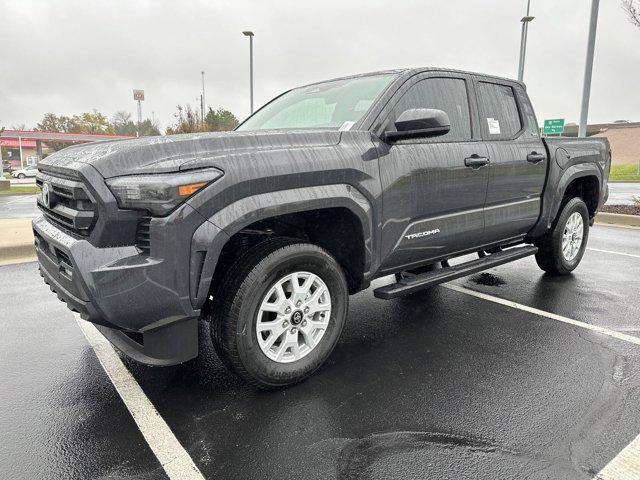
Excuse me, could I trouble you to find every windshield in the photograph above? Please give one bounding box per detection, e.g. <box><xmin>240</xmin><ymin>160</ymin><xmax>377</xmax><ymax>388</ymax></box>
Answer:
<box><xmin>237</xmin><ymin>74</ymin><xmax>397</xmax><ymax>131</ymax></box>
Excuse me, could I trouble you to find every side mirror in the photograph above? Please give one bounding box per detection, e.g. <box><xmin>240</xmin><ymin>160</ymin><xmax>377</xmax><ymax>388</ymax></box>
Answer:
<box><xmin>384</xmin><ymin>108</ymin><xmax>451</xmax><ymax>141</ymax></box>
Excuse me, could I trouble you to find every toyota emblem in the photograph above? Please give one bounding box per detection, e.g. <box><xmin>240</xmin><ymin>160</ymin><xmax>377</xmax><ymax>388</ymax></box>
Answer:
<box><xmin>42</xmin><ymin>182</ymin><xmax>51</xmax><ymax>208</ymax></box>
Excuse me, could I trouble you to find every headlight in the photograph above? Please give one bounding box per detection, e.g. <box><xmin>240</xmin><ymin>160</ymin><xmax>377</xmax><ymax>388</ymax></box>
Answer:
<box><xmin>106</xmin><ymin>168</ymin><xmax>223</xmax><ymax>216</ymax></box>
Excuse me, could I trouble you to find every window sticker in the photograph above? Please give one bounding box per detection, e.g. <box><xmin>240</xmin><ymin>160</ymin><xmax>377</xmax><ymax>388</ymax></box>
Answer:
<box><xmin>487</xmin><ymin>117</ymin><xmax>501</xmax><ymax>135</ymax></box>
<box><xmin>339</xmin><ymin>121</ymin><xmax>355</xmax><ymax>131</ymax></box>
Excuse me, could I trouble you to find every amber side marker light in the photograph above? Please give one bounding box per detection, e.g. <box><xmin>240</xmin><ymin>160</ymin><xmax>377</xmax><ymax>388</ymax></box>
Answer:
<box><xmin>178</xmin><ymin>181</ymin><xmax>208</xmax><ymax>196</ymax></box>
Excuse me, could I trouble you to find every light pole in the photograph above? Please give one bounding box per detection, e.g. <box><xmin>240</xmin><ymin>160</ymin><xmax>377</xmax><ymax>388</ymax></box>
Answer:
<box><xmin>201</xmin><ymin>71</ymin><xmax>206</xmax><ymax>124</ymax></box>
<box><xmin>578</xmin><ymin>0</ymin><xmax>600</xmax><ymax>138</ymax></box>
<box><xmin>0</xmin><ymin>132</ymin><xmax>5</xmax><ymax>186</ymax></box>
<box><xmin>517</xmin><ymin>0</ymin><xmax>534</xmax><ymax>82</ymax></box>
<box><xmin>243</xmin><ymin>31</ymin><xmax>254</xmax><ymax>114</ymax></box>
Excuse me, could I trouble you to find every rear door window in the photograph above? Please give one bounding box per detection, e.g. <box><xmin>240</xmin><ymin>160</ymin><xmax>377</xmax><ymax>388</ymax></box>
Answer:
<box><xmin>476</xmin><ymin>82</ymin><xmax>522</xmax><ymax>139</ymax></box>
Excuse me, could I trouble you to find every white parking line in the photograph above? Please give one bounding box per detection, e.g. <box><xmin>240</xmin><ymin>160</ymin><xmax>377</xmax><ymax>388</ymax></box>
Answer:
<box><xmin>444</xmin><ymin>284</ymin><xmax>640</xmax><ymax>347</ymax></box>
<box><xmin>444</xmin><ymin>284</ymin><xmax>640</xmax><ymax>479</ymax></box>
<box><xmin>596</xmin><ymin>434</ymin><xmax>640</xmax><ymax>479</ymax></box>
<box><xmin>74</xmin><ymin>316</ymin><xmax>205</xmax><ymax>480</ymax></box>
<box><xmin>6</xmin><ymin>195</ymin><xmax>36</xmax><ymax>204</ymax></box>
<box><xmin>587</xmin><ymin>247</ymin><xmax>640</xmax><ymax>259</ymax></box>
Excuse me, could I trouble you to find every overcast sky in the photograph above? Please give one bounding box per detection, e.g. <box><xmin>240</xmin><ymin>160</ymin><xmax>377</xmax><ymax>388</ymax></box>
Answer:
<box><xmin>1</xmin><ymin>0</ymin><xmax>638</xmax><ymax>131</ymax></box>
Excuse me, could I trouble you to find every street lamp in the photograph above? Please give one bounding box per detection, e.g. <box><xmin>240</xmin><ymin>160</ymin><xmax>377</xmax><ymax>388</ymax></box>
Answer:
<box><xmin>517</xmin><ymin>0</ymin><xmax>534</xmax><ymax>82</ymax></box>
<box><xmin>242</xmin><ymin>31</ymin><xmax>254</xmax><ymax>114</ymax></box>
<box><xmin>201</xmin><ymin>71</ymin><xmax>206</xmax><ymax>124</ymax></box>
<box><xmin>578</xmin><ymin>0</ymin><xmax>600</xmax><ymax>138</ymax></box>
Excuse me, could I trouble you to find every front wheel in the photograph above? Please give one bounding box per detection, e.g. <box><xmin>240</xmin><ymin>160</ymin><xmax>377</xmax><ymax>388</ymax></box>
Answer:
<box><xmin>17</xmin><ymin>173</ymin><xmax>25</xmax><ymax>179</ymax></box>
<box><xmin>535</xmin><ymin>197</ymin><xmax>590</xmax><ymax>275</ymax></box>
<box><xmin>209</xmin><ymin>238</ymin><xmax>349</xmax><ymax>388</ymax></box>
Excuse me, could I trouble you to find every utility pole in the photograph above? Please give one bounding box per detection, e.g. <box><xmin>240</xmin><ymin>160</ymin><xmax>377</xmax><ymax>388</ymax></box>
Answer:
<box><xmin>0</xmin><ymin>131</ymin><xmax>5</xmax><ymax>186</ymax></box>
<box><xmin>578</xmin><ymin>0</ymin><xmax>600</xmax><ymax>138</ymax></box>
<box><xmin>201</xmin><ymin>71</ymin><xmax>206</xmax><ymax>124</ymax></box>
<box><xmin>243</xmin><ymin>31</ymin><xmax>255</xmax><ymax>114</ymax></box>
<box><xmin>133</xmin><ymin>90</ymin><xmax>144</xmax><ymax>137</ymax></box>
<box><xmin>133</xmin><ymin>90</ymin><xmax>145</xmax><ymax>124</ymax></box>
<box><xmin>517</xmin><ymin>0</ymin><xmax>534</xmax><ymax>82</ymax></box>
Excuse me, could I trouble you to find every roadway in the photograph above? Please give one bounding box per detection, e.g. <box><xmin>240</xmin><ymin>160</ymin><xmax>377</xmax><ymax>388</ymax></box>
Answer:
<box><xmin>1</xmin><ymin>224</ymin><xmax>639</xmax><ymax>479</ymax></box>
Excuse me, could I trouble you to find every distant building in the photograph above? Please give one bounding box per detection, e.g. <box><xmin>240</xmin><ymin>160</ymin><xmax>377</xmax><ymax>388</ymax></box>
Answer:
<box><xmin>0</xmin><ymin>137</ymin><xmax>49</xmax><ymax>168</ymax></box>
<box><xmin>0</xmin><ymin>130</ymin><xmax>136</xmax><ymax>170</ymax></box>
<box><xmin>557</xmin><ymin>122</ymin><xmax>640</xmax><ymax>165</ymax></box>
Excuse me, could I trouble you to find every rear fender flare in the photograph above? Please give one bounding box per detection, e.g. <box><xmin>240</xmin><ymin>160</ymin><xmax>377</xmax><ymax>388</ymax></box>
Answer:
<box><xmin>529</xmin><ymin>164</ymin><xmax>602</xmax><ymax>238</ymax></box>
<box><xmin>552</xmin><ymin>165</ymin><xmax>601</xmax><ymax>221</ymax></box>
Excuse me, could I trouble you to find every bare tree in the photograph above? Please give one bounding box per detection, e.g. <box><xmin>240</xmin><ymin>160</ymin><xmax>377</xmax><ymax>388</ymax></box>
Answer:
<box><xmin>622</xmin><ymin>0</ymin><xmax>640</xmax><ymax>27</ymax></box>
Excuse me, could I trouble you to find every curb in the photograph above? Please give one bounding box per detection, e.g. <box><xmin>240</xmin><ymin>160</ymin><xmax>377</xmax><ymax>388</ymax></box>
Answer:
<box><xmin>0</xmin><ymin>243</ymin><xmax>36</xmax><ymax>266</ymax></box>
<box><xmin>0</xmin><ymin>218</ymin><xmax>36</xmax><ymax>265</ymax></box>
<box><xmin>595</xmin><ymin>212</ymin><xmax>640</xmax><ymax>228</ymax></box>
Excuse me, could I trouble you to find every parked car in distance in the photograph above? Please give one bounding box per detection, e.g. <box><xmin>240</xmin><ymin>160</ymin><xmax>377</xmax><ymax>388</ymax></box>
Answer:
<box><xmin>34</xmin><ymin>67</ymin><xmax>611</xmax><ymax>388</ymax></box>
<box><xmin>12</xmin><ymin>165</ymin><xmax>38</xmax><ymax>179</ymax></box>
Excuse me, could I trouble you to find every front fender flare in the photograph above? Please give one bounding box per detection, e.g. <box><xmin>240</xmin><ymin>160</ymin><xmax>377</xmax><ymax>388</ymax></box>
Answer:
<box><xmin>190</xmin><ymin>184</ymin><xmax>374</xmax><ymax>308</ymax></box>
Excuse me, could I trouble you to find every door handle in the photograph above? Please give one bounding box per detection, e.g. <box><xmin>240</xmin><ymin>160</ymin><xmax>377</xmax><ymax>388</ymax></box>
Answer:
<box><xmin>464</xmin><ymin>155</ymin><xmax>490</xmax><ymax>169</ymax></box>
<box><xmin>527</xmin><ymin>152</ymin><xmax>546</xmax><ymax>163</ymax></box>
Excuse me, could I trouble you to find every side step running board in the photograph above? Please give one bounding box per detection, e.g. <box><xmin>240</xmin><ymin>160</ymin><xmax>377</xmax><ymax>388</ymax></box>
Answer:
<box><xmin>373</xmin><ymin>245</ymin><xmax>538</xmax><ymax>299</ymax></box>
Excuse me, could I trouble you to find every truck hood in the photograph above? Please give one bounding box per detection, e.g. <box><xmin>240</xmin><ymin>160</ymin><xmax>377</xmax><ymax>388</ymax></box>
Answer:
<box><xmin>38</xmin><ymin>130</ymin><xmax>342</xmax><ymax>178</ymax></box>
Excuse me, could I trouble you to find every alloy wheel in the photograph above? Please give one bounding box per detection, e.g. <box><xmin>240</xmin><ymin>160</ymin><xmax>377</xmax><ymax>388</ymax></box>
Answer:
<box><xmin>561</xmin><ymin>212</ymin><xmax>584</xmax><ymax>261</ymax></box>
<box><xmin>256</xmin><ymin>272</ymin><xmax>331</xmax><ymax>363</ymax></box>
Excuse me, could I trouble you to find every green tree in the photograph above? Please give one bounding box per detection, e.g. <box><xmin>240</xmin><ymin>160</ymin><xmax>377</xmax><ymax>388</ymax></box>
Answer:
<box><xmin>204</xmin><ymin>107</ymin><xmax>239</xmax><ymax>131</ymax></box>
<box><xmin>138</xmin><ymin>119</ymin><xmax>161</xmax><ymax>136</ymax></box>
<box><xmin>71</xmin><ymin>110</ymin><xmax>114</xmax><ymax>134</ymax></box>
<box><xmin>112</xmin><ymin>111</ymin><xmax>160</xmax><ymax>136</ymax></box>
<box><xmin>36</xmin><ymin>110</ymin><xmax>160</xmax><ymax>152</ymax></box>
<box><xmin>111</xmin><ymin>111</ymin><xmax>135</xmax><ymax>135</ymax></box>
<box><xmin>165</xmin><ymin>104</ymin><xmax>205</xmax><ymax>135</ymax></box>
<box><xmin>36</xmin><ymin>113</ymin><xmax>77</xmax><ymax>151</ymax></box>
<box><xmin>36</xmin><ymin>110</ymin><xmax>113</xmax><ymax>151</ymax></box>
<box><xmin>166</xmin><ymin>105</ymin><xmax>239</xmax><ymax>135</ymax></box>
<box><xmin>623</xmin><ymin>0</ymin><xmax>640</xmax><ymax>26</ymax></box>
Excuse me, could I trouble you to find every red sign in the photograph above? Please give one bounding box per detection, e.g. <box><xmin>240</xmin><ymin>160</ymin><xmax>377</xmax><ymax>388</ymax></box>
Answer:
<box><xmin>133</xmin><ymin>89</ymin><xmax>145</xmax><ymax>101</ymax></box>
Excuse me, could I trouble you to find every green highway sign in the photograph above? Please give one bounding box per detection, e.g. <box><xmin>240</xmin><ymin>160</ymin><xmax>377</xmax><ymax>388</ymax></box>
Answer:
<box><xmin>543</xmin><ymin>118</ymin><xmax>565</xmax><ymax>134</ymax></box>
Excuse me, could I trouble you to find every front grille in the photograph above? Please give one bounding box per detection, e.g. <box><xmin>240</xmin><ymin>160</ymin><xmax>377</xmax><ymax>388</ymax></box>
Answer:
<box><xmin>135</xmin><ymin>217</ymin><xmax>151</xmax><ymax>254</ymax></box>
<box><xmin>36</xmin><ymin>172</ymin><xmax>97</xmax><ymax>237</ymax></box>
<box><xmin>34</xmin><ymin>230</ymin><xmax>75</xmax><ymax>281</ymax></box>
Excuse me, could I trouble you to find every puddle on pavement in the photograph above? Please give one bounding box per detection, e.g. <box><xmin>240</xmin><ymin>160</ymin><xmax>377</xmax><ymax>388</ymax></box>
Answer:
<box><xmin>470</xmin><ymin>272</ymin><xmax>507</xmax><ymax>287</ymax></box>
<box><xmin>336</xmin><ymin>431</ymin><xmax>585</xmax><ymax>480</ymax></box>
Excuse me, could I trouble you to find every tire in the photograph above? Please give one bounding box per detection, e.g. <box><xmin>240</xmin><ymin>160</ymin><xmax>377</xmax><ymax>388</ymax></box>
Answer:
<box><xmin>535</xmin><ymin>197</ymin><xmax>590</xmax><ymax>275</ymax></box>
<box><xmin>18</xmin><ymin>173</ymin><xmax>25</xmax><ymax>179</ymax></box>
<box><xmin>209</xmin><ymin>238</ymin><xmax>349</xmax><ymax>388</ymax></box>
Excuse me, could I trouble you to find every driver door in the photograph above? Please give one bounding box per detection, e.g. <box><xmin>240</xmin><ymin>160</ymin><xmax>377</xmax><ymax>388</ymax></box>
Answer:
<box><xmin>376</xmin><ymin>73</ymin><xmax>489</xmax><ymax>273</ymax></box>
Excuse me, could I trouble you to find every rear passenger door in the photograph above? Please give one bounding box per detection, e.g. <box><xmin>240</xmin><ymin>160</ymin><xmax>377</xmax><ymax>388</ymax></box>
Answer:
<box><xmin>474</xmin><ymin>78</ymin><xmax>547</xmax><ymax>243</ymax></box>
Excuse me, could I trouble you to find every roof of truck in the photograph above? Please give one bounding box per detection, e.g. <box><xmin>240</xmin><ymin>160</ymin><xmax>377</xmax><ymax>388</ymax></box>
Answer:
<box><xmin>298</xmin><ymin>67</ymin><xmax>525</xmax><ymax>90</ymax></box>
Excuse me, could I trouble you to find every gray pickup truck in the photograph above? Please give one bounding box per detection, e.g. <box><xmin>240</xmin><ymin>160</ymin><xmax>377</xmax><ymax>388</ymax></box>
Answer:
<box><xmin>34</xmin><ymin>68</ymin><xmax>610</xmax><ymax>387</ymax></box>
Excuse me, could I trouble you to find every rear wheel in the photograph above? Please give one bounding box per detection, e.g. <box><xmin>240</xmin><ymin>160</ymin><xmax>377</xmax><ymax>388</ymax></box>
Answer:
<box><xmin>535</xmin><ymin>197</ymin><xmax>589</xmax><ymax>275</ymax></box>
<box><xmin>209</xmin><ymin>238</ymin><xmax>348</xmax><ymax>388</ymax></box>
<box><xmin>18</xmin><ymin>173</ymin><xmax>25</xmax><ymax>179</ymax></box>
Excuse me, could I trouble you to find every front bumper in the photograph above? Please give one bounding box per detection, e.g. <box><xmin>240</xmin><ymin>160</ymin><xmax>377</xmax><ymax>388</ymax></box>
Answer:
<box><xmin>33</xmin><ymin>214</ymin><xmax>201</xmax><ymax>366</ymax></box>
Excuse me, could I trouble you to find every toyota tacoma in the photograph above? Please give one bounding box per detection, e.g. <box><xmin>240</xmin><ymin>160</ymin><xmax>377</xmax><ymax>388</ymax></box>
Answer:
<box><xmin>34</xmin><ymin>68</ymin><xmax>611</xmax><ymax>387</ymax></box>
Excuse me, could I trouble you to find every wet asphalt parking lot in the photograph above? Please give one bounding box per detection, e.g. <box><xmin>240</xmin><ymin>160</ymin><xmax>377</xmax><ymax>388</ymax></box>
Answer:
<box><xmin>1</xmin><ymin>223</ymin><xmax>640</xmax><ymax>480</ymax></box>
